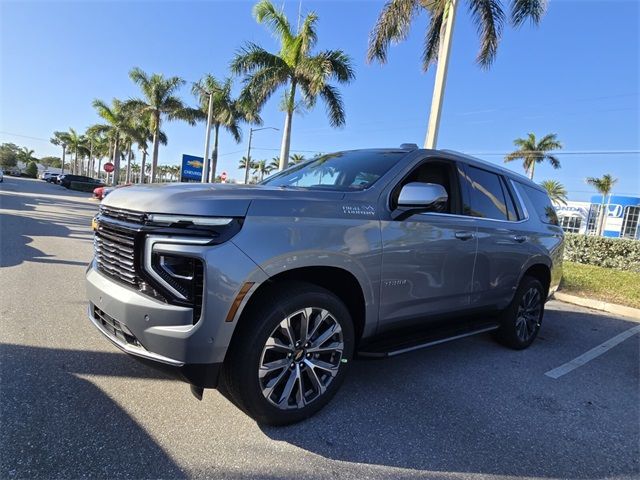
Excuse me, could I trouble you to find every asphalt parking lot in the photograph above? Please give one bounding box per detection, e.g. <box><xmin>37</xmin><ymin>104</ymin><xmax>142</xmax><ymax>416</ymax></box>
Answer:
<box><xmin>1</xmin><ymin>176</ymin><xmax>638</xmax><ymax>479</ymax></box>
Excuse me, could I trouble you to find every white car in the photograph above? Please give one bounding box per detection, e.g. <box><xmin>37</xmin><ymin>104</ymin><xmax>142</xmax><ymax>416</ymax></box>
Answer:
<box><xmin>0</xmin><ymin>169</ymin><xmax>4</xmax><ymax>183</ymax></box>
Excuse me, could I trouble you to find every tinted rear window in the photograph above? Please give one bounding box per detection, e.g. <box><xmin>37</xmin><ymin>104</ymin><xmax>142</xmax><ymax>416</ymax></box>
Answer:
<box><xmin>517</xmin><ymin>182</ymin><xmax>559</xmax><ymax>225</ymax></box>
<box><xmin>462</xmin><ymin>165</ymin><xmax>511</xmax><ymax>220</ymax></box>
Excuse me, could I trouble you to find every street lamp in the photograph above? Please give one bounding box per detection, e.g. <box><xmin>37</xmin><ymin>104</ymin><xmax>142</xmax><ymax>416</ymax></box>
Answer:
<box><xmin>244</xmin><ymin>126</ymin><xmax>279</xmax><ymax>185</ymax></box>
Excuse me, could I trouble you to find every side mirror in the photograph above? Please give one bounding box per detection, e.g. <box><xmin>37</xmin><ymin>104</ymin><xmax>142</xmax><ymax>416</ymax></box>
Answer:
<box><xmin>393</xmin><ymin>182</ymin><xmax>448</xmax><ymax>220</ymax></box>
<box><xmin>397</xmin><ymin>182</ymin><xmax>448</xmax><ymax>209</ymax></box>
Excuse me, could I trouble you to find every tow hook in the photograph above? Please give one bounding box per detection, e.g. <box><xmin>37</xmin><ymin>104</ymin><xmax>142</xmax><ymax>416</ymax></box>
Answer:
<box><xmin>190</xmin><ymin>385</ymin><xmax>204</xmax><ymax>401</ymax></box>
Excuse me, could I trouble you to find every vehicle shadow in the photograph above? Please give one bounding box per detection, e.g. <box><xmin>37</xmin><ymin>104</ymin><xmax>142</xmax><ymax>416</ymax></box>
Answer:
<box><xmin>259</xmin><ymin>307</ymin><xmax>639</xmax><ymax>479</ymax></box>
<box><xmin>0</xmin><ymin>186</ymin><xmax>97</xmax><ymax>267</ymax></box>
<box><xmin>0</xmin><ymin>343</ymin><xmax>185</xmax><ymax>478</ymax></box>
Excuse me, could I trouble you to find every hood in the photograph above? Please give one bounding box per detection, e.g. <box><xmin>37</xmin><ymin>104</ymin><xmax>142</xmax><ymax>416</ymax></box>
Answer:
<box><xmin>102</xmin><ymin>182</ymin><xmax>346</xmax><ymax>217</ymax></box>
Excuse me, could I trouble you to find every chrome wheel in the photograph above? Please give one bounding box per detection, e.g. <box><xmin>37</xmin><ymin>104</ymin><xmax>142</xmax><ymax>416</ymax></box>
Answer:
<box><xmin>515</xmin><ymin>287</ymin><xmax>542</xmax><ymax>342</ymax></box>
<box><xmin>259</xmin><ymin>307</ymin><xmax>344</xmax><ymax>410</ymax></box>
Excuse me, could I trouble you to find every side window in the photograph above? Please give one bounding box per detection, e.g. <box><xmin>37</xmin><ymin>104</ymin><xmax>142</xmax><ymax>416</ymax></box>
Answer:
<box><xmin>499</xmin><ymin>177</ymin><xmax>519</xmax><ymax>221</ymax></box>
<box><xmin>391</xmin><ymin>160</ymin><xmax>460</xmax><ymax>214</ymax></box>
<box><xmin>517</xmin><ymin>182</ymin><xmax>560</xmax><ymax>225</ymax></box>
<box><xmin>462</xmin><ymin>166</ymin><xmax>510</xmax><ymax>220</ymax></box>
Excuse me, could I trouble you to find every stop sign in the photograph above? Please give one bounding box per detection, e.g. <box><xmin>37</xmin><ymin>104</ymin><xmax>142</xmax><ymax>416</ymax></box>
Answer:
<box><xmin>104</xmin><ymin>162</ymin><xmax>115</xmax><ymax>173</ymax></box>
<box><xmin>220</xmin><ymin>171</ymin><xmax>227</xmax><ymax>182</ymax></box>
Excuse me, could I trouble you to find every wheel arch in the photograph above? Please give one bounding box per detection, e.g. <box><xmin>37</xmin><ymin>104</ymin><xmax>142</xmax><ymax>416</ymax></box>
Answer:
<box><xmin>229</xmin><ymin>266</ymin><xmax>369</xmax><ymax>353</ymax></box>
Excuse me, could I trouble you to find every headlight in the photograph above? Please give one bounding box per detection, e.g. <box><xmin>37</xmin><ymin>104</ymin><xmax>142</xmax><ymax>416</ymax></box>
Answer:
<box><xmin>146</xmin><ymin>214</ymin><xmax>233</xmax><ymax>227</ymax></box>
<box><xmin>143</xmin><ymin>235</ymin><xmax>208</xmax><ymax>303</ymax></box>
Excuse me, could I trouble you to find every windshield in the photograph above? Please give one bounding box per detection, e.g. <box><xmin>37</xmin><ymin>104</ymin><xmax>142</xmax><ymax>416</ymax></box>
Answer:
<box><xmin>261</xmin><ymin>150</ymin><xmax>406</xmax><ymax>191</ymax></box>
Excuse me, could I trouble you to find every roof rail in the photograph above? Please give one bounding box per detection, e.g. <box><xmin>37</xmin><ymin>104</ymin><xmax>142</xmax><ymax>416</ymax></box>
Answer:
<box><xmin>400</xmin><ymin>143</ymin><xmax>419</xmax><ymax>150</ymax></box>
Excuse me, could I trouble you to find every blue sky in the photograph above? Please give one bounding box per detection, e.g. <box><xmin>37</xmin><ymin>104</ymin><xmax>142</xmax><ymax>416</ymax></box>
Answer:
<box><xmin>1</xmin><ymin>0</ymin><xmax>638</xmax><ymax>200</ymax></box>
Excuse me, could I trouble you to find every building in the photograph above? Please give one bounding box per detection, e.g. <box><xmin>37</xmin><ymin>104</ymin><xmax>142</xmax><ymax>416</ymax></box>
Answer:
<box><xmin>556</xmin><ymin>195</ymin><xmax>640</xmax><ymax>240</ymax></box>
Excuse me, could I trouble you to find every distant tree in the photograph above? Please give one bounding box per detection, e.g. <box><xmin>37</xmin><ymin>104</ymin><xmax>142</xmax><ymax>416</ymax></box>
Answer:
<box><xmin>25</xmin><ymin>161</ymin><xmax>38</xmax><ymax>178</ymax></box>
<box><xmin>51</xmin><ymin>131</ymin><xmax>71</xmax><ymax>174</ymax></box>
<box><xmin>253</xmin><ymin>159</ymin><xmax>270</xmax><ymax>181</ymax></box>
<box><xmin>289</xmin><ymin>153</ymin><xmax>305</xmax><ymax>164</ymax></box>
<box><xmin>232</xmin><ymin>0</ymin><xmax>355</xmax><ymax>171</ymax></box>
<box><xmin>39</xmin><ymin>156</ymin><xmax>62</xmax><ymax>169</ymax></box>
<box><xmin>238</xmin><ymin>156</ymin><xmax>256</xmax><ymax>182</ymax></box>
<box><xmin>0</xmin><ymin>143</ymin><xmax>19</xmax><ymax>169</ymax></box>
<box><xmin>504</xmin><ymin>133</ymin><xmax>562</xmax><ymax>180</ymax></box>
<box><xmin>192</xmin><ymin>74</ymin><xmax>260</xmax><ymax>181</ymax></box>
<box><xmin>127</xmin><ymin>67</ymin><xmax>198</xmax><ymax>182</ymax></box>
<box><xmin>268</xmin><ymin>157</ymin><xmax>280</xmax><ymax>172</ymax></box>
<box><xmin>17</xmin><ymin>147</ymin><xmax>37</xmax><ymax>165</ymax></box>
<box><xmin>540</xmin><ymin>180</ymin><xmax>568</xmax><ymax>206</ymax></box>
<box><xmin>586</xmin><ymin>174</ymin><xmax>618</xmax><ymax>236</ymax></box>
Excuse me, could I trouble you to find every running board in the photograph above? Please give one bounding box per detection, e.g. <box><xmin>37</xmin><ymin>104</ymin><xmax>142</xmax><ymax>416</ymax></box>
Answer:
<box><xmin>357</xmin><ymin>323</ymin><xmax>500</xmax><ymax>358</ymax></box>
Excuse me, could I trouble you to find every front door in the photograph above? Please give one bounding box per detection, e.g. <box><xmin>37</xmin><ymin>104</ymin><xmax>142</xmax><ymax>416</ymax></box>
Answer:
<box><xmin>378</xmin><ymin>159</ymin><xmax>478</xmax><ymax>329</ymax></box>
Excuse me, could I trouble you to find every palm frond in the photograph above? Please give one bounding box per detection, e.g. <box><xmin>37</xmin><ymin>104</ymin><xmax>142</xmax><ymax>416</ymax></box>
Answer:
<box><xmin>231</xmin><ymin>43</ymin><xmax>288</xmax><ymax>74</ymax></box>
<box><xmin>367</xmin><ymin>0</ymin><xmax>419</xmax><ymax>65</ymax></box>
<box><xmin>253</xmin><ymin>0</ymin><xmax>294</xmax><ymax>46</ymax></box>
<box><xmin>511</xmin><ymin>0</ymin><xmax>547</xmax><ymax>27</ymax></box>
<box><xmin>422</xmin><ymin>2</ymin><xmax>446</xmax><ymax>70</ymax></box>
<box><xmin>468</xmin><ymin>0</ymin><xmax>505</xmax><ymax>68</ymax></box>
<box><xmin>320</xmin><ymin>84</ymin><xmax>346</xmax><ymax>128</ymax></box>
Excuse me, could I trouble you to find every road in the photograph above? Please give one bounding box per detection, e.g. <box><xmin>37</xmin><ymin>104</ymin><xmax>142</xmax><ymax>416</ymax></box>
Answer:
<box><xmin>1</xmin><ymin>176</ymin><xmax>638</xmax><ymax>480</ymax></box>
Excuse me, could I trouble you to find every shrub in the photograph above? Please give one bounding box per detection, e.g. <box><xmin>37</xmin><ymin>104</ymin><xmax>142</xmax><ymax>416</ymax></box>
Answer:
<box><xmin>563</xmin><ymin>233</ymin><xmax>640</xmax><ymax>272</ymax></box>
<box><xmin>69</xmin><ymin>181</ymin><xmax>100</xmax><ymax>193</ymax></box>
<box><xmin>25</xmin><ymin>161</ymin><xmax>38</xmax><ymax>178</ymax></box>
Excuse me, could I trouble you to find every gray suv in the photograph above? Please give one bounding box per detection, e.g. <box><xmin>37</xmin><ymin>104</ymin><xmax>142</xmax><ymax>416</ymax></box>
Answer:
<box><xmin>86</xmin><ymin>147</ymin><xmax>563</xmax><ymax>425</ymax></box>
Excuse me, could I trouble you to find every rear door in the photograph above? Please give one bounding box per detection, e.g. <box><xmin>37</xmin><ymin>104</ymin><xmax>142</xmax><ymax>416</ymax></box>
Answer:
<box><xmin>378</xmin><ymin>158</ymin><xmax>478</xmax><ymax>329</ymax></box>
<box><xmin>458</xmin><ymin>164</ymin><xmax>534</xmax><ymax>310</ymax></box>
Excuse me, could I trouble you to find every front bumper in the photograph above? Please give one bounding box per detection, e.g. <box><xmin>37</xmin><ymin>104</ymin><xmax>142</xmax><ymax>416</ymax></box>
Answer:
<box><xmin>85</xmin><ymin>239</ymin><xmax>268</xmax><ymax>388</ymax></box>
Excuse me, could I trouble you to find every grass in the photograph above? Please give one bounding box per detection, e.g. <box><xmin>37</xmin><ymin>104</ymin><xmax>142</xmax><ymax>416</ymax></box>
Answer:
<box><xmin>560</xmin><ymin>261</ymin><xmax>640</xmax><ymax>309</ymax></box>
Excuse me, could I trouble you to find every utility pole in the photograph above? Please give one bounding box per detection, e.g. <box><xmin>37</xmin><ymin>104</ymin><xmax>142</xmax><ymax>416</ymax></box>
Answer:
<box><xmin>201</xmin><ymin>91</ymin><xmax>214</xmax><ymax>183</ymax></box>
<box><xmin>424</xmin><ymin>0</ymin><xmax>458</xmax><ymax>149</ymax></box>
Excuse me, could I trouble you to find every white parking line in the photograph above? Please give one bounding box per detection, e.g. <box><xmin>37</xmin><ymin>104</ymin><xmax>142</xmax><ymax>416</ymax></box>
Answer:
<box><xmin>545</xmin><ymin>325</ymin><xmax>640</xmax><ymax>379</ymax></box>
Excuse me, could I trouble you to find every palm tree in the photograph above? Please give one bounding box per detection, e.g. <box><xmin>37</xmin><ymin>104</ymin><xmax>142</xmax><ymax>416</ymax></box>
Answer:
<box><xmin>91</xmin><ymin>99</ymin><xmax>136</xmax><ymax>185</ymax></box>
<box><xmin>131</xmin><ymin>163</ymin><xmax>141</xmax><ymax>183</ymax></box>
<box><xmin>368</xmin><ymin>1</ymin><xmax>548</xmax><ymax>147</ymax></box>
<box><xmin>253</xmin><ymin>159</ymin><xmax>271</xmax><ymax>181</ymax></box>
<box><xmin>238</xmin><ymin>156</ymin><xmax>255</xmax><ymax>182</ymax></box>
<box><xmin>65</xmin><ymin>129</ymin><xmax>89</xmax><ymax>175</ymax></box>
<box><xmin>540</xmin><ymin>180</ymin><xmax>568</xmax><ymax>206</ymax></box>
<box><xmin>51</xmin><ymin>131</ymin><xmax>71</xmax><ymax>174</ymax></box>
<box><xmin>127</xmin><ymin>67</ymin><xmax>198</xmax><ymax>183</ymax></box>
<box><xmin>232</xmin><ymin>0</ymin><xmax>355</xmax><ymax>171</ymax></box>
<box><xmin>290</xmin><ymin>153</ymin><xmax>305</xmax><ymax>164</ymax></box>
<box><xmin>17</xmin><ymin>147</ymin><xmax>37</xmax><ymax>166</ymax></box>
<box><xmin>268</xmin><ymin>156</ymin><xmax>280</xmax><ymax>171</ymax></box>
<box><xmin>587</xmin><ymin>174</ymin><xmax>618</xmax><ymax>236</ymax></box>
<box><xmin>504</xmin><ymin>133</ymin><xmax>562</xmax><ymax>180</ymax></box>
<box><xmin>193</xmin><ymin>75</ymin><xmax>260</xmax><ymax>181</ymax></box>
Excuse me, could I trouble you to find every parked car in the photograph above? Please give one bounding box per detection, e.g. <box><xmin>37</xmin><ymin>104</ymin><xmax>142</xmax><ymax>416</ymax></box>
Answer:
<box><xmin>0</xmin><ymin>169</ymin><xmax>3</xmax><ymax>183</ymax></box>
<box><xmin>86</xmin><ymin>147</ymin><xmax>564</xmax><ymax>425</ymax></box>
<box><xmin>41</xmin><ymin>172</ymin><xmax>59</xmax><ymax>182</ymax></box>
<box><xmin>93</xmin><ymin>183</ymin><xmax>131</xmax><ymax>200</ymax></box>
<box><xmin>58</xmin><ymin>174</ymin><xmax>102</xmax><ymax>189</ymax></box>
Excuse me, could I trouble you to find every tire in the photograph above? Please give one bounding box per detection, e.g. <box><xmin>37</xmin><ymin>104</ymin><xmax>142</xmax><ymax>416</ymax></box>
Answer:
<box><xmin>494</xmin><ymin>276</ymin><xmax>545</xmax><ymax>350</ymax></box>
<box><xmin>222</xmin><ymin>282</ymin><xmax>355</xmax><ymax>425</ymax></box>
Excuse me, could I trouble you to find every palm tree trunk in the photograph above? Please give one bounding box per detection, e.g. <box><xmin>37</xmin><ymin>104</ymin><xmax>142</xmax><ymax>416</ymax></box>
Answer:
<box><xmin>112</xmin><ymin>135</ymin><xmax>120</xmax><ymax>186</ymax></box>
<box><xmin>61</xmin><ymin>145</ymin><xmax>66</xmax><ymax>175</ymax></box>
<box><xmin>140</xmin><ymin>151</ymin><xmax>147</xmax><ymax>184</ymax></box>
<box><xmin>150</xmin><ymin>113</ymin><xmax>161</xmax><ymax>183</ymax></box>
<box><xmin>126</xmin><ymin>144</ymin><xmax>132</xmax><ymax>184</ymax></box>
<box><xmin>97</xmin><ymin>158</ymin><xmax>102</xmax><ymax>179</ymax></box>
<box><xmin>278</xmin><ymin>81</ymin><xmax>297</xmax><ymax>171</ymax></box>
<box><xmin>529</xmin><ymin>161</ymin><xmax>535</xmax><ymax>180</ymax></box>
<box><xmin>209</xmin><ymin>124</ymin><xmax>220</xmax><ymax>182</ymax></box>
<box><xmin>598</xmin><ymin>195</ymin><xmax>608</xmax><ymax>236</ymax></box>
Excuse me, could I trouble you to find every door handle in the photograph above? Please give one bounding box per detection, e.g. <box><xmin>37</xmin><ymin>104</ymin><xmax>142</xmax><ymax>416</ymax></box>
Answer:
<box><xmin>513</xmin><ymin>235</ymin><xmax>527</xmax><ymax>243</ymax></box>
<box><xmin>455</xmin><ymin>231</ymin><xmax>474</xmax><ymax>241</ymax></box>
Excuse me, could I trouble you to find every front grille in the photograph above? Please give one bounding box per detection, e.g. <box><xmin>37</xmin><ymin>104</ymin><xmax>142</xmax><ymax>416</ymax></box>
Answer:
<box><xmin>100</xmin><ymin>205</ymin><xmax>146</xmax><ymax>224</ymax></box>
<box><xmin>93</xmin><ymin>305</ymin><xmax>142</xmax><ymax>347</ymax></box>
<box><xmin>94</xmin><ymin>222</ymin><xmax>139</xmax><ymax>287</ymax></box>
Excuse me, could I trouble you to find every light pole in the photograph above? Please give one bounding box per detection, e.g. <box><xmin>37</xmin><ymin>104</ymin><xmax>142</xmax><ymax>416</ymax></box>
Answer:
<box><xmin>201</xmin><ymin>90</ymin><xmax>215</xmax><ymax>183</ymax></box>
<box><xmin>244</xmin><ymin>127</ymin><xmax>279</xmax><ymax>185</ymax></box>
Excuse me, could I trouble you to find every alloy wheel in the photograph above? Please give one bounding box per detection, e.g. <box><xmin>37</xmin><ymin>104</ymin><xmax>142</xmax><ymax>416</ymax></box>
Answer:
<box><xmin>515</xmin><ymin>287</ymin><xmax>542</xmax><ymax>342</ymax></box>
<box><xmin>258</xmin><ymin>307</ymin><xmax>344</xmax><ymax>410</ymax></box>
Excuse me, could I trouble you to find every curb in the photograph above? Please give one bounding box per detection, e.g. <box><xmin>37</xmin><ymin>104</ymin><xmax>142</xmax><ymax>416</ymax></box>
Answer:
<box><xmin>553</xmin><ymin>291</ymin><xmax>640</xmax><ymax>321</ymax></box>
